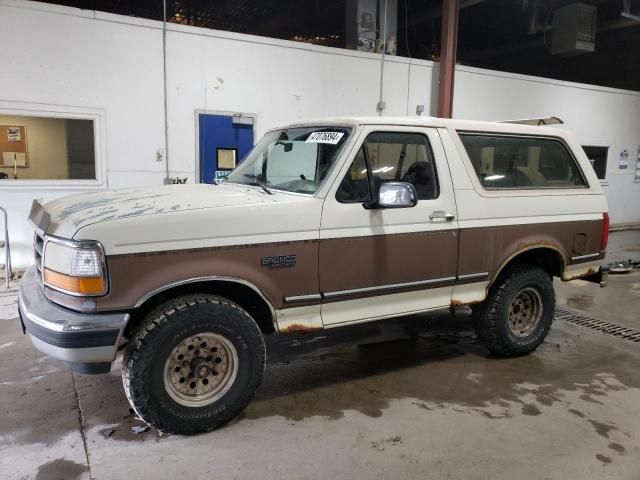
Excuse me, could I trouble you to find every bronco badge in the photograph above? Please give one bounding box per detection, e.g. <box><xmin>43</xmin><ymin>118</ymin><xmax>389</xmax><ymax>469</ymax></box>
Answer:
<box><xmin>261</xmin><ymin>255</ymin><xmax>297</xmax><ymax>268</ymax></box>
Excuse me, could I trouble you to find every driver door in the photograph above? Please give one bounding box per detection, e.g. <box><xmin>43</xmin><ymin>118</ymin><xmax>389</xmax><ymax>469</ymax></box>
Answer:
<box><xmin>319</xmin><ymin>126</ymin><xmax>459</xmax><ymax>326</ymax></box>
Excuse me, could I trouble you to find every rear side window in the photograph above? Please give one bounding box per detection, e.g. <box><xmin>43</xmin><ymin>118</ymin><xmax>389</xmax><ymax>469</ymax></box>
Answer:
<box><xmin>459</xmin><ymin>133</ymin><xmax>587</xmax><ymax>189</ymax></box>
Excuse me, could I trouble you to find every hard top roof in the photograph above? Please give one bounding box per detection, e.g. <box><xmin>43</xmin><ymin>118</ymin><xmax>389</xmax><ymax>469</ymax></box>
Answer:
<box><xmin>278</xmin><ymin>116</ymin><xmax>568</xmax><ymax>136</ymax></box>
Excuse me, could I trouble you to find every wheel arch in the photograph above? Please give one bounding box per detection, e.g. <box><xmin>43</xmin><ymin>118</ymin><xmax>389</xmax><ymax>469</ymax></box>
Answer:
<box><xmin>490</xmin><ymin>245</ymin><xmax>566</xmax><ymax>288</ymax></box>
<box><xmin>124</xmin><ymin>277</ymin><xmax>277</xmax><ymax>339</ymax></box>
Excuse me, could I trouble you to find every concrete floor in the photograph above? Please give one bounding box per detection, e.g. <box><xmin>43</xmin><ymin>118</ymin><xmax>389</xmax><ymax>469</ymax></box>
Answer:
<box><xmin>555</xmin><ymin>230</ymin><xmax>640</xmax><ymax>331</ymax></box>
<box><xmin>1</xmin><ymin>231</ymin><xmax>640</xmax><ymax>480</ymax></box>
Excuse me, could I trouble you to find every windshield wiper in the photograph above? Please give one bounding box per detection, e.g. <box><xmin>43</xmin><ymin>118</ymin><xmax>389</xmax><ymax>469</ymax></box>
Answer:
<box><xmin>243</xmin><ymin>174</ymin><xmax>273</xmax><ymax>195</ymax></box>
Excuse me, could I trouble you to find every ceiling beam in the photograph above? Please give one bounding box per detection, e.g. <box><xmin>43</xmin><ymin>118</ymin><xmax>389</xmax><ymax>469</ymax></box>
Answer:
<box><xmin>407</xmin><ymin>0</ymin><xmax>485</xmax><ymax>26</ymax></box>
<box><xmin>437</xmin><ymin>0</ymin><xmax>460</xmax><ymax>118</ymax></box>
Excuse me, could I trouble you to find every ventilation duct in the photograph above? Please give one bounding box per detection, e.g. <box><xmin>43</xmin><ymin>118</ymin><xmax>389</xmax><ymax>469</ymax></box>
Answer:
<box><xmin>551</xmin><ymin>3</ymin><xmax>597</xmax><ymax>56</ymax></box>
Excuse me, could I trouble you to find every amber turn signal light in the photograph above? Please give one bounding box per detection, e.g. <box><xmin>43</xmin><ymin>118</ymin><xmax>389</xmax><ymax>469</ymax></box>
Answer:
<box><xmin>43</xmin><ymin>268</ymin><xmax>106</xmax><ymax>295</ymax></box>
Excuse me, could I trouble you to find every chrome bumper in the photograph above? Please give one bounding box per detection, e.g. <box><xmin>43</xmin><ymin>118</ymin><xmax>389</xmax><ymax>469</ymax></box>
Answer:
<box><xmin>18</xmin><ymin>266</ymin><xmax>129</xmax><ymax>374</ymax></box>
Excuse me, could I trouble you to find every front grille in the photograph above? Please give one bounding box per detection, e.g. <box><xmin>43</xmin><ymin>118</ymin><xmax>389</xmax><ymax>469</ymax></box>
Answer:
<box><xmin>34</xmin><ymin>231</ymin><xmax>44</xmax><ymax>280</ymax></box>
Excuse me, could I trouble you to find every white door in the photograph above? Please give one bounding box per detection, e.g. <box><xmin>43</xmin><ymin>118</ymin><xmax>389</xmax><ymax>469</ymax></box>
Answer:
<box><xmin>319</xmin><ymin>126</ymin><xmax>459</xmax><ymax>326</ymax></box>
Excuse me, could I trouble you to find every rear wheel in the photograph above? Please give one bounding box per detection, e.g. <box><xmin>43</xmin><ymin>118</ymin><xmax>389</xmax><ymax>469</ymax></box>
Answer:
<box><xmin>122</xmin><ymin>294</ymin><xmax>265</xmax><ymax>435</ymax></box>
<box><xmin>473</xmin><ymin>264</ymin><xmax>554</xmax><ymax>357</ymax></box>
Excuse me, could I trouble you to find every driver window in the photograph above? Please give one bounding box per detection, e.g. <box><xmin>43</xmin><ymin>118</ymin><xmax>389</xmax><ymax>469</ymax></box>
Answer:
<box><xmin>336</xmin><ymin>131</ymin><xmax>439</xmax><ymax>203</ymax></box>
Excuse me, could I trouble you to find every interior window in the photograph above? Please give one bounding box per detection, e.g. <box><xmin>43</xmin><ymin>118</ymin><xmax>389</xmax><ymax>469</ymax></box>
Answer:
<box><xmin>0</xmin><ymin>115</ymin><xmax>96</xmax><ymax>180</ymax></box>
<box><xmin>459</xmin><ymin>133</ymin><xmax>587</xmax><ymax>189</ymax></box>
<box><xmin>582</xmin><ymin>145</ymin><xmax>608</xmax><ymax>180</ymax></box>
<box><xmin>336</xmin><ymin>131</ymin><xmax>439</xmax><ymax>203</ymax></box>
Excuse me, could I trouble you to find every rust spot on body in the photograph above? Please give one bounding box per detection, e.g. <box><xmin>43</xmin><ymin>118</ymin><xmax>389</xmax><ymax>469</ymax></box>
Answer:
<box><xmin>564</xmin><ymin>267</ymin><xmax>599</xmax><ymax>281</ymax></box>
<box><xmin>450</xmin><ymin>298</ymin><xmax>482</xmax><ymax>308</ymax></box>
<box><xmin>514</xmin><ymin>239</ymin><xmax>562</xmax><ymax>252</ymax></box>
<box><xmin>450</xmin><ymin>298</ymin><xmax>473</xmax><ymax>308</ymax></box>
<box><xmin>279</xmin><ymin>323</ymin><xmax>324</xmax><ymax>334</ymax></box>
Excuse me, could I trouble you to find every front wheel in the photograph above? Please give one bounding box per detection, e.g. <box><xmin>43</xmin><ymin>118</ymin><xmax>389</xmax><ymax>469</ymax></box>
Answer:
<box><xmin>122</xmin><ymin>294</ymin><xmax>265</xmax><ymax>435</ymax></box>
<box><xmin>472</xmin><ymin>264</ymin><xmax>554</xmax><ymax>357</ymax></box>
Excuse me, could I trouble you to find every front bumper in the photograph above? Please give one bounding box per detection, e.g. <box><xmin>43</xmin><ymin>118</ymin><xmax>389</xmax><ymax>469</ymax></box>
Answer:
<box><xmin>18</xmin><ymin>266</ymin><xmax>129</xmax><ymax>374</ymax></box>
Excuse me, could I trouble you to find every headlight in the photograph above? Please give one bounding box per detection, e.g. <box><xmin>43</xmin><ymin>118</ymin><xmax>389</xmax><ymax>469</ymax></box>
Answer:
<box><xmin>43</xmin><ymin>238</ymin><xmax>107</xmax><ymax>296</ymax></box>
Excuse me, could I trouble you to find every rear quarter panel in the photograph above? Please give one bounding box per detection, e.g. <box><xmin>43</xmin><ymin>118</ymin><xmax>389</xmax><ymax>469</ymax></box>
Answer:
<box><xmin>440</xmin><ymin>125</ymin><xmax>608</xmax><ymax>301</ymax></box>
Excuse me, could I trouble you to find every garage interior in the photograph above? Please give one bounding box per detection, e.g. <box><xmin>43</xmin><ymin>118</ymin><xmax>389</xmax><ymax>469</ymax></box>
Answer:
<box><xmin>35</xmin><ymin>0</ymin><xmax>640</xmax><ymax>91</ymax></box>
<box><xmin>1</xmin><ymin>0</ymin><xmax>640</xmax><ymax>478</ymax></box>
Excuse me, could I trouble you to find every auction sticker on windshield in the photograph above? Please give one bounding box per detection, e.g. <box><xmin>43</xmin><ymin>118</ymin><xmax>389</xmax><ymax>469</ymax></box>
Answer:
<box><xmin>306</xmin><ymin>131</ymin><xmax>344</xmax><ymax>144</ymax></box>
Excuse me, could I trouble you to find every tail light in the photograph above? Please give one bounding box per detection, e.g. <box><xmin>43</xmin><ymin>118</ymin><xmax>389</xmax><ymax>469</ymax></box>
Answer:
<box><xmin>601</xmin><ymin>212</ymin><xmax>609</xmax><ymax>251</ymax></box>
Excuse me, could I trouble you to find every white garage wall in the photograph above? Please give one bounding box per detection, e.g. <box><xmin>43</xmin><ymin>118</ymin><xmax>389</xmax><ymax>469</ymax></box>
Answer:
<box><xmin>454</xmin><ymin>67</ymin><xmax>640</xmax><ymax>227</ymax></box>
<box><xmin>0</xmin><ymin>0</ymin><xmax>166</xmax><ymax>267</ymax></box>
<box><xmin>164</xmin><ymin>23</ymin><xmax>426</xmax><ymax>177</ymax></box>
<box><xmin>0</xmin><ymin>0</ymin><xmax>639</xmax><ymax>268</ymax></box>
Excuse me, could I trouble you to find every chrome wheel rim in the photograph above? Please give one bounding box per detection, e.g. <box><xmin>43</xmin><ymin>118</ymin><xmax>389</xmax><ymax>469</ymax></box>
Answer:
<box><xmin>508</xmin><ymin>287</ymin><xmax>543</xmax><ymax>337</ymax></box>
<box><xmin>163</xmin><ymin>333</ymin><xmax>238</xmax><ymax>408</ymax></box>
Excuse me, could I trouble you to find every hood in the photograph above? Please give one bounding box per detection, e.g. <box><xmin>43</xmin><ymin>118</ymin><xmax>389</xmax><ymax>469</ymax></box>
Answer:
<box><xmin>44</xmin><ymin>183</ymin><xmax>275</xmax><ymax>237</ymax></box>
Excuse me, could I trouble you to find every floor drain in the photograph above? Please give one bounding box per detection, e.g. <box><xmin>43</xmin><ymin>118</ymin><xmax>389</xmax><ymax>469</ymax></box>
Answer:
<box><xmin>555</xmin><ymin>307</ymin><xmax>640</xmax><ymax>344</ymax></box>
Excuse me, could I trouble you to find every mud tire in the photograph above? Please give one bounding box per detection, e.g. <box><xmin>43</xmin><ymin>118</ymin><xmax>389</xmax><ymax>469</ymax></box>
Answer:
<box><xmin>472</xmin><ymin>264</ymin><xmax>554</xmax><ymax>357</ymax></box>
<box><xmin>122</xmin><ymin>294</ymin><xmax>265</xmax><ymax>435</ymax></box>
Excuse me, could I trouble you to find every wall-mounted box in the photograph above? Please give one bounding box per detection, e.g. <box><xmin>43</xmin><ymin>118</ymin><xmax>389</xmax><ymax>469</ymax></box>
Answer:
<box><xmin>551</xmin><ymin>3</ymin><xmax>597</xmax><ymax>57</ymax></box>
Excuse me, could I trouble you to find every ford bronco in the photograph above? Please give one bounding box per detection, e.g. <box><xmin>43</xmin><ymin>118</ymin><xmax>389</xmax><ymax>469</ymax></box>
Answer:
<box><xmin>18</xmin><ymin>116</ymin><xmax>609</xmax><ymax>434</ymax></box>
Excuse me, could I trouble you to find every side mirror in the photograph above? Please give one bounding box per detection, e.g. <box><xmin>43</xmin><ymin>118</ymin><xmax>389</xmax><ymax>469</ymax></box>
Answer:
<box><xmin>377</xmin><ymin>181</ymin><xmax>418</xmax><ymax>208</ymax></box>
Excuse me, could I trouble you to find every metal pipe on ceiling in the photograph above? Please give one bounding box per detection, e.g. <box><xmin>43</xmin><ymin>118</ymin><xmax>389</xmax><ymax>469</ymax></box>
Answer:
<box><xmin>378</xmin><ymin>0</ymin><xmax>389</xmax><ymax>115</ymax></box>
<box><xmin>162</xmin><ymin>0</ymin><xmax>170</xmax><ymax>184</ymax></box>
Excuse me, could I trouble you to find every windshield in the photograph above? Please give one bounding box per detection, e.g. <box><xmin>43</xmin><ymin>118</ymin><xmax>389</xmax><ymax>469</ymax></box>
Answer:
<box><xmin>225</xmin><ymin>126</ymin><xmax>352</xmax><ymax>195</ymax></box>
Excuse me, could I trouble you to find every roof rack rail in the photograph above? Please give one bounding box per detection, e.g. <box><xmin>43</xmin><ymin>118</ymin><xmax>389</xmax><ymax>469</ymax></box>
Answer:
<box><xmin>499</xmin><ymin>116</ymin><xmax>564</xmax><ymax>126</ymax></box>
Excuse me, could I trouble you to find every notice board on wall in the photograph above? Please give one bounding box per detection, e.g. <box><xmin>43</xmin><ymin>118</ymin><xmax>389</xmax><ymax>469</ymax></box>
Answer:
<box><xmin>0</xmin><ymin>125</ymin><xmax>28</xmax><ymax>167</ymax></box>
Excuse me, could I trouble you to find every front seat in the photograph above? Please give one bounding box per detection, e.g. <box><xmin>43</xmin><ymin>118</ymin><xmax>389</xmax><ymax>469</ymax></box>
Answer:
<box><xmin>401</xmin><ymin>161</ymin><xmax>434</xmax><ymax>199</ymax></box>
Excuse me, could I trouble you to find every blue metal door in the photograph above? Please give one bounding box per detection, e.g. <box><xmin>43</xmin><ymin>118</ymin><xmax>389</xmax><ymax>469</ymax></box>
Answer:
<box><xmin>198</xmin><ymin>114</ymin><xmax>254</xmax><ymax>183</ymax></box>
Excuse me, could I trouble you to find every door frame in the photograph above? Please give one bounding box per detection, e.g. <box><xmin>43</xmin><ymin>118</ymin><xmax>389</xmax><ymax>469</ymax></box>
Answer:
<box><xmin>194</xmin><ymin>109</ymin><xmax>257</xmax><ymax>183</ymax></box>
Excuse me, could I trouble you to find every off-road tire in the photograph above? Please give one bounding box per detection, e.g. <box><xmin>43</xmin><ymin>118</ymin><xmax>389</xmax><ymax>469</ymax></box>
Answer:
<box><xmin>122</xmin><ymin>294</ymin><xmax>265</xmax><ymax>435</ymax></box>
<box><xmin>472</xmin><ymin>263</ymin><xmax>554</xmax><ymax>357</ymax></box>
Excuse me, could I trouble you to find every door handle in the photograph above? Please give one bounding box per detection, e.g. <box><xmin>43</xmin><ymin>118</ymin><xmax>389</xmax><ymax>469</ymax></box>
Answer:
<box><xmin>429</xmin><ymin>210</ymin><xmax>455</xmax><ymax>222</ymax></box>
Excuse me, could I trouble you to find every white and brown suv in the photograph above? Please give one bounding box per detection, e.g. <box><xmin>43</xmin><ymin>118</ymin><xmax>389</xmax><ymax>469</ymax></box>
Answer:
<box><xmin>18</xmin><ymin>116</ymin><xmax>609</xmax><ymax>434</ymax></box>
